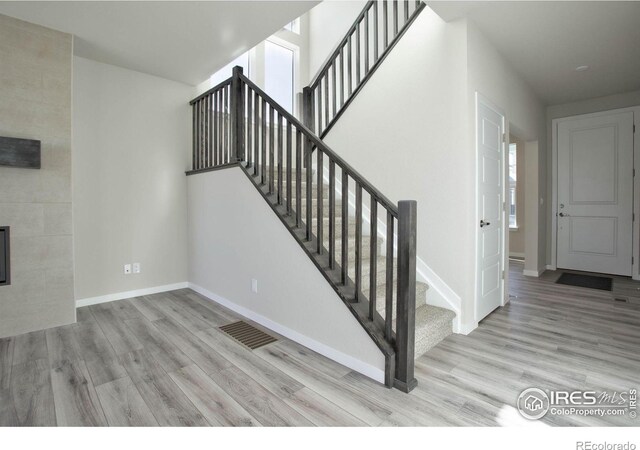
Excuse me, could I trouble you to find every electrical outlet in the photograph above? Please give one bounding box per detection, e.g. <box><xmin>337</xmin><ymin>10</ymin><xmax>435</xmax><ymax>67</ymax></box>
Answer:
<box><xmin>133</xmin><ymin>263</ymin><xmax>141</xmax><ymax>274</ymax></box>
<box><xmin>124</xmin><ymin>264</ymin><xmax>132</xmax><ymax>275</ymax></box>
<box><xmin>251</xmin><ymin>279</ymin><xmax>258</xmax><ymax>293</ymax></box>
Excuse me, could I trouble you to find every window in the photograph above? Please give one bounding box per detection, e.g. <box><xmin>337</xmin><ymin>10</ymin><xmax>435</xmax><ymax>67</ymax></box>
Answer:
<box><xmin>283</xmin><ymin>18</ymin><xmax>300</xmax><ymax>34</ymax></box>
<box><xmin>509</xmin><ymin>143</ymin><xmax>517</xmax><ymax>228</ymax></box>
<box><xmin>265</xmin><ymin>41</ymin><xmax>295</xmax><ymax>113</ymax></box>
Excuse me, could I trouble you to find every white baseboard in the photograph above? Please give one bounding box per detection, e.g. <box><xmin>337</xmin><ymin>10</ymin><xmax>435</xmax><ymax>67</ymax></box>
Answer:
<box><xmin>188</xmin><ymin>282</ymin><xmax>385</xmax><ymax>384</ymax></box>
<box><xmin>522</xmin><ymin>269</ymin><xmax>544</xmax><ymax>277</ymax></box>
<box><xmin>546</xmin><ymin>264</ymin><xmax>557</xmax><ymax>271</ymax></box>
<box><xmin>454</xmin><ymin>320</ymin><xmax>478</xmax><ymax>335</ymax></box>
<box><xmin>75</xmin><ymin>282</ymin><xmax>188</xmax><ymax>308</ymax></box>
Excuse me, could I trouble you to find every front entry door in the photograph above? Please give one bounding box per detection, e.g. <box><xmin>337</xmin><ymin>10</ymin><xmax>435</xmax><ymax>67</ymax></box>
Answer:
<box><xmin>476</xmin><ymin>96</ymin><xmax>505</xmax><ymax>322</ymax></box>
<box><xmin>557</xmin><ymin>111</ymin><xmax>634</xmax><ymax>276</ymax></box>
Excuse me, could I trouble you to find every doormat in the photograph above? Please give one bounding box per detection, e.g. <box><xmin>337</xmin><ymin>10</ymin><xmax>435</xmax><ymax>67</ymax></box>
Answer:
<box><xmin>556</xmin><ymin>273</ymin><xmax>613</xmax><ymax>291</ymax></box>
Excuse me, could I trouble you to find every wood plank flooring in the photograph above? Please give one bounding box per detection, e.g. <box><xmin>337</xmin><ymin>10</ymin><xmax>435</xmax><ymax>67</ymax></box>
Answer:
<box><xmin>1</xmin><ymin>267</ymin><xmax>639</xmax><ymax>426</ymax></box>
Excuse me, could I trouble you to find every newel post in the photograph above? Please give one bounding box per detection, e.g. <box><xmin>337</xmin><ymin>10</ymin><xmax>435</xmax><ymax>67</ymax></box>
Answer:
<box><xmin>231</xmin><ymin>66</ymin><xmax>245</xmax><ymax>162</ymax></box>
<box><xmin>395</xmin><ymin>200</ymin><xmax>417</xmax><ymax>393</ymax></box>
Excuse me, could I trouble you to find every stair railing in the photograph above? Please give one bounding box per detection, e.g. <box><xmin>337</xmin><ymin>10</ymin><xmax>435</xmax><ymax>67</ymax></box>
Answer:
<box><xmin>189</xmin><ymin>66</ymin><xmax>417</xmax><ymax>392</ymax></box>
<box><xmin>303</xmin><ymin>0</ymin><xmax>426</xmax><ymax>138</ymax></box>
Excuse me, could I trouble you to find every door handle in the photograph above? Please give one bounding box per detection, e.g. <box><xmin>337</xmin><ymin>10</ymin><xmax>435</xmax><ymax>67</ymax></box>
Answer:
<box><xmin>558</xmin><ymin>212</ymin><xmax>570</xmax><ymax>217</ymax></box>
<box><xmin>480</xmin><ymin>220</ymin><xmax>491</xmax><ymax>228</ymax></box>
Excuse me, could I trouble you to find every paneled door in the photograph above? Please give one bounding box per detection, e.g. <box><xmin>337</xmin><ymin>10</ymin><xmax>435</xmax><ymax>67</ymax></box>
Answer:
<box><xmin>557</xmin><ymin>111</ymin><xmax>634</xmax><ymax>276</ymax></box>
<box><xmin>476</xmin><ymin>96</ymin><xmax>505</xmax><ymax>322</ymax></box>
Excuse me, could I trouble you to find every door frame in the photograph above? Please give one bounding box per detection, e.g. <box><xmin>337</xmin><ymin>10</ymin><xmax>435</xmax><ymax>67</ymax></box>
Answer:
<box><xmin>550</xmin><ymin>106</ymin><xmax>640</xmax><ymax>280</ymax></box>
<box><xmin>474</xmin><ymin>92</ymin><xmax>509</xmax><ymax>323</ymax></box>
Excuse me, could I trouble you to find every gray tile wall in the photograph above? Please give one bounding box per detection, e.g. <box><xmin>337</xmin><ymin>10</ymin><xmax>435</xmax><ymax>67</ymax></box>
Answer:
<box><xmin>0</xmin><ymin>14</ymin><xmax>74</xmax><ymax>338</ymax></box>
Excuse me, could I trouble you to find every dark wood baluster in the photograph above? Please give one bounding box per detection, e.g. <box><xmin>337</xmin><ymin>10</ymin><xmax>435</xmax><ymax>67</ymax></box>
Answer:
<box><xmin>269</xmin><ymin>106</ymin><xmax>275</xmax><ymax>194</ymax></box>
<box><xmin>415</xmin><ymin>0</ymin><xmax>420</xmax><ymax>9</ymax></box>
<box><xmin>246</xmin><ymin>89</ymin><xmax>252</xmax><ymax>168</ymax></box>
<box><xmin>296</xmin><ymin>129</ymin><xmax>302</xmax><ymax>228</ymax></box>
<box><xmin>212</xmin><ymin>93</ymin><xmax>217</xmax><ymax>166</ymax></box>
<box><xmin>286</xmin><ymin>121</ymin><xmax>292</xmax><ymax>214</ymax></box>
<box><xmin>329</xmin><ymin>160</ymin><xmax>336</xmax><ymax>269</ymax></box>
<box><xmin>364</xmin><ymin>7</ymin><xmax>369</xmax><ymax>74</ymax></box>
<box><xmin>347</xmin><ymin>34</ymin><xmax>353</xmax><ymax>96</ymax></box>
<box><xmin>369</xmin><ymin>198</ymin><xmax>378</xmax><ymax>320</ymax></box>
<box><xmin>355</xmin><ymin>182</ymin><xmax>362</xmax><ymax>300</ymax></box>
<box><xmin>331</xmin><ymin>59</ymin><xmax>336</xmax><ymax>120</ymax></box>
<box><xmin>305</xmin><ymin>134</ymin><xmax>312</xmax><ymax>241</ymax></box>
<box><xmin>223</xmin><ymin>87</ymin><xmax>228</xmax><ymax>164</ymax></box>
<box><xmin>254</xmin><ymin>89</ymin><xmax>259</xmax><ymax>175</ymax></box>
<box><xmin>317</xmin><ymin>80</ymin><xmax>323</xmax><ymax>136</ymax></box>
<box><xmin>316</xmin><ymin>148</ymin><xmax>323</xmax><ymax>255</ymax></box>
<box><xmin>339</xmin><ymin>47</ymin><xmax>345</xmax><ymax>107</ymax></box>
<box><xmin>218</xmin><ymin>89</ymin><xmax>223</xmax><ymax>165</ymax></box>
<box><xmin>393</xmin><ymin>0</ymin><xmax>398</xmax><ymax>36</ymax></box>
<box><xmin>404</xmin><ymin>0</ymin><xmax>409</xmax><ymax>22</ymax></box>
<box><xmin>374</xmin><ymin>1</ymin><xmax>379</xmax><ymax>61</ymax></box>
<box><xmin>199</xmin><ymin>100</ymin><xmax>203</xmax><ymax>169</ymax></box>
<box><xmin>356</xmin><ymin>21</ymin><xmax>361</xmax><ymax>84</ymax></box>
<box><xmin>341</xmin><ymin>170</ymin><xmax>349</xmax><ymax>285</ymax></box>
<box><xmin>261</xmin><ymin>98</ymin><xmax>267</xmax><ymax>184</ymax></box>
<box><xmin>191</xmin><ymin>104</ymin><xmax>196</xmax><ymax>170</ymax></box>
<box><xmin>277</xmin><ymin>112</ymin><xmax>283</xmax><ymax>204</ymax></box>
<box><xmin>203</xmin><ymin>96</ymin><xmax>208</xmax><ymax>168</ymax></box>
<box><xmin>195</xmin><ymin>100</ymin><xmax>200</xmax><ymax>169</ymax></box>
<box><xmin>383</xmin><ymin>0</ymin><xmax>389</xmax><ymax>48</ymax></box>
<box><xmin>385</xmin><ymin>211</ymin><xmax>394</xmax><ymax>339</ymax></box>
<box><xmin>324</xmin><ymin>75</ymin><xmax>329</xmax><ymax>132</ymax></box>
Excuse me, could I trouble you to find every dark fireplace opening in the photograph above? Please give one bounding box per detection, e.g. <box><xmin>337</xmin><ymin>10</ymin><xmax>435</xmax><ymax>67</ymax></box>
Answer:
<box><xmin>0</xmin><ymin>226</ymin><xmax>9</xmax><ymax>286</ymax></box>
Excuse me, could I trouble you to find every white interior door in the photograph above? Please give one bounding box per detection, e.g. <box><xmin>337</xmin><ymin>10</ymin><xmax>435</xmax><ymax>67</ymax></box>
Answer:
<box><xmin>557</xmin><ymin>111</ymin><xmax>634</xmax><ymax>276</ymax></box>
<box><xmin>476</xmin><ymin>97</ymin><xmax>505</xmax><ymax>322</ymax></box>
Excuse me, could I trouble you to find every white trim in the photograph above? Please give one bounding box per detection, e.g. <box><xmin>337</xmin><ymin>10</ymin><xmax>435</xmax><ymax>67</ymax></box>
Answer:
<box><xmin>455</xmin><ymin>321</ymin><xmax>478</xmax><ymax>335</ymax></box>
<box><xmin>415</xmin><ymin>258</ymin><xmax>461</xmax><ymax>331</ymax></box>
<box><xmin>551</xmin><ymin>106</ymin><xmax>640</xmax><ymax>280</ymax></box>
<box><xmin>522</xmin><ymin>269</ymin><xmax>543</xmax><ymax>278</ymax></box>
<box><xmin>75</xmin><ymin>282</ymin><xmax>189</xmax><ymax>308</ymax></box>
<box><xmin>546</xmin><ymin>264</ymin><xmax>556</xmax><ymax>271</ymax></box>
<box><xmin>188</xmin><ymin>282</ymin><xmax>385</xmax><ymax>384</ymax></box>
<box><xmin>509</xmin><ymin>252</ymin><xmax>525</xmax><ymax>259</ymax></box>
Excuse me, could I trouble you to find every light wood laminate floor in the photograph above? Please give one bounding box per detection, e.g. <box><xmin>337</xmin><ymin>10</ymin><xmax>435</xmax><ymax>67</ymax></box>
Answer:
<box><xmin>1</xmin><ymin>262</ymin><xmax>638</xmax><ymax>426</ymax></box>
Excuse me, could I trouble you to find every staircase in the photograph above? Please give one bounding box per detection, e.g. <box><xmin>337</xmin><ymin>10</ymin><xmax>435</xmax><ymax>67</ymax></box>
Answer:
<box><xmin>187</xmin><ymin>1</ymin><xmax>455</xmax><ymax>393</ymax></box>
<box><xmin>294</xmin><ymin>172</ymin><xmax>454</xmax><ymax>358</ymax></box>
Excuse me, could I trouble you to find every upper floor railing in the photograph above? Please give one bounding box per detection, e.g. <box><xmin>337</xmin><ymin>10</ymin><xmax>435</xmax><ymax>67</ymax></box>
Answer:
<box><xmin>303</xmin><ymin>0</ymin><xmax>425</xmax><ymax>138</ymax></box>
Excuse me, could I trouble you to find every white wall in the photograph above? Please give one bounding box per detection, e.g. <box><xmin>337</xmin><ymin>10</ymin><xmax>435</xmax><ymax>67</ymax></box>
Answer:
<box><xmin>187</xmin><ymin>167</ymin><xmax>385</xmax><ymax>381</ymax></box>
<box><xmin>73</xmin><ymin>56</ymin><xmax>192</xmax><ymax>302</ymax></box>
<box><xmin>545</xmin><ymin>89</ymin><xmax>640</xmax><ymax>266</ymax></box>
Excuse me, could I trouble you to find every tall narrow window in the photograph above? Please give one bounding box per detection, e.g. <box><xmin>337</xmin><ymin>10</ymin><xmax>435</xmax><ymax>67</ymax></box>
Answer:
<box><xmin>509</xmin><ymin>143</ymin><xmax>517</xmax><ymax>228</ymax></box>
<box><xmin>264</xmin><ymin>41</ymin><xmax>295</xmax><ymax>113</ymax></box>
<box><xmin>283</xmin><ymin>18</ymin><xmax>300</xmax><ymax>34</ymax></box>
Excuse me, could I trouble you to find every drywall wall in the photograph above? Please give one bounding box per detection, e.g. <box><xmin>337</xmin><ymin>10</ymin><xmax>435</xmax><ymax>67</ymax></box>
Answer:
<box><xmin>187</xmin><ymin>167</ymin><xmax>385</xmax><ymax>381</ymax></box>
<box><xmin>306</xmin><ymin>0</ymin><xmax>367</xmax><ymax>83</ymax></box>
<box><xmin>545</xmin><ymin>89</ymin><xmax>640</xmax><ymax>266</ymax></box>
<box><xmin>509</xmin><ymin>136</ymin><xmax>526</xmax><ymax>257</ymax></box>
<box><xmin>73</xmin><ymin>56</ymin><xmax>192</xmax><ymax>302</ymax></box>
<box><xmin>466</xmin><ymin>21</ymin><xmax>547</xmax><ymax>284</ymax></box>
<box><xmin>0</xmin><ymin>14</ymin><xmax>74</xmax><ymax>338</ymax></box>
<box><xmin>319</xmin><ymin>7</ymin><xmax>469</xmax><ymax>326</ymax></box>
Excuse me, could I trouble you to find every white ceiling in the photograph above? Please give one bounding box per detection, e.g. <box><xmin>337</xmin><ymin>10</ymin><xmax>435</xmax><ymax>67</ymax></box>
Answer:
<box><xmin>0</xmin><ymin>1</ymin><xmax>318</xmax><ymax>86</ymax></box>
<box><xmin>428</xmin><ymin>1</ymin><xmax>640</xmax><ymax>105</ymax></box>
